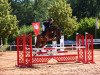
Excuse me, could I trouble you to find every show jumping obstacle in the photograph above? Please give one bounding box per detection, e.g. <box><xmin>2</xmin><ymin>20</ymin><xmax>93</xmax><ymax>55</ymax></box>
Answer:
<box><xmin>16</xmin><ymin>33</ymin><xmax>94</xmax><ymax>67</ymax></box>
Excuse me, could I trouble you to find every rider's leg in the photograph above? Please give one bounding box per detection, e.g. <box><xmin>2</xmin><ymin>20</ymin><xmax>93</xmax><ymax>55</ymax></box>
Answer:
<box><xmin>41</xmin><ymin>29</ymin><xmax>46</xmax><ymax>37</ymax></box>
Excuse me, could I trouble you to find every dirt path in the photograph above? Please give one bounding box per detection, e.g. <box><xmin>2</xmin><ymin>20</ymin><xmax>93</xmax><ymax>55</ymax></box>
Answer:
<box><xmin>0</xmin><ymin>50</ymin><xmax>100</xmax><ymax>75</ymax></box>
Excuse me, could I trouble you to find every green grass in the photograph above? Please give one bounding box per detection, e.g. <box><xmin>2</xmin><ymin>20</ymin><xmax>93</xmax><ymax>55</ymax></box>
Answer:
<box><xmin>0</xmin><ymin>45</ymin><xmax>9</xmax><ymax>52</ymax></box>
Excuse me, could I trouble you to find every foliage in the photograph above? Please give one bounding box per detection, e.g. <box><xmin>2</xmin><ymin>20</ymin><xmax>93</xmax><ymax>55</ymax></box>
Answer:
<box><xmin>68</xmin><ymin>17</ymin><xmax>99</xmax><ymax>40</ymax></box>
<box><xmin>18</xmin><ymin>25</ymin><xmax>33</xmax><ymax>35</ymax></box>
<box><xmin>72</xmin><ymin>0</ymin><xmax>100</xmax><ymax>20</ymax></box>
<box><xmin>9</xmin><ymin>0</ymin><xmax>52</xmax><ymax>25</ymax></box>
<box><xmin>78</xmin><ymin>18</ymin><xmax>96</xmax><ymax>34</ymax></box>
<box><xmin>7</xmin><ymin>25</ymin><xmax>35</xmax><ymax>45</ymax></box>
<box><xmin>9</xmin><ymin>0</ymin><xmax>34</xmax><ymax>26</ymax></box>
<box><xmin>6</xmin><ymin>0</ymin><xmax>100</xmax><ymax>40</ymax></box>
<box><xmin>0</xmin><ymin>0</ymin><xmax>18</xmax><ymax>44</ymax></box>
<box><xmin>67</xmin><ymin>0</ymin><xmax>77</xmax><ymax>9</ymax></box>
<box><xmin>0</xmin><ymin>45</ymin><xmax>9</xmax><ymax>51</ymax></box>
<box><xmin>33</xmin><ymin>0</ymin><xmax>50</xmax><ymax>22</ymax></box>
<box><xmin>18</xmin><ymin>25</ymin><xmax>42</xmax><ymax>44</ymax></box>
<box><xmin>76</xmin><ymin>17</ymin><xmax>100</xmax><ymax>39</ymax></box>
<box><xmin>48</xmin><ymin>0</ymin><xmax>79</xmax><ymax>37</ymax></box>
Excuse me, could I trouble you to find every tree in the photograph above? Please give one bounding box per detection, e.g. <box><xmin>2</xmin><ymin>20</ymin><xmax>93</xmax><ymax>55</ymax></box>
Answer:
<box><xmin>96</xmin><ymin>0</ymin><xmax>100</xmax><ymax>18</ymax></box>
<box><xmin>73</xmin><ymin>0</ymin><xmax>100</xmax><ymax>19</ymax></box>
<box><xmin>78</xmin><ymin>17</ymin><xmax>96</xmax><ymax>36</ymax></box>
<box><xmin>48</xmin><ymin>0</ymin><xmax>78</xmax><ymax>37</ymax></box>
<box><xmin>9</xmin><ymin>0</ymin><xmax>34</xmax><ymax>26</ymax></box>
<box><xmin>0</xmin><ymin>0</ymin><xmax>18</xmax><ymax>44</ymax></box>
<box><xmin>33</xmin><ymin>0</ymin><xmax>50</xmax><ymax>22</ymax></box>
<box><xmin>9</xmin><ymin>0</ymin><xmax>51</xmax><ymax>25</ymax></box>
<box><xmin>67</xmin><ymin>0</ymin><xmax>77</xmax><ymax>9</ymax></box>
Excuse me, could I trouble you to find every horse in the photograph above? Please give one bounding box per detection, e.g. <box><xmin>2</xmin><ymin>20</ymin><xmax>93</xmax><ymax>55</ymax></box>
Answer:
<box><xmin>35</xmin><ymin>26</ymin><xmax>61</xmax><ymax>48</ymax></box>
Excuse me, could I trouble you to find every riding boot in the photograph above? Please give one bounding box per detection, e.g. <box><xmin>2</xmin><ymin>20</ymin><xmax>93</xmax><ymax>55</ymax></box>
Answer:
<box><xmin>41</xmin><ymin>31</ymin><xmax>46</xmax><ymax>37</ymax></box>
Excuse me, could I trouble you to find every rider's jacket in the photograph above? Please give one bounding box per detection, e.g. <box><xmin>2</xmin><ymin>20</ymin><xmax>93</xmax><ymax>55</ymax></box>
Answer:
<box><xmin>43</xmin><ymin>21</ymin><xmax>52</xmax><ymax>30</ymax></box>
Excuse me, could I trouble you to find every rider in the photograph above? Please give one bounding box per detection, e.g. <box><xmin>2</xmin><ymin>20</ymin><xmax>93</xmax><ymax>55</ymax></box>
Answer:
<box><xmin>42</xmin><ymin>18</ymin><xmax>54</xmax><ymax>36</ymax></box>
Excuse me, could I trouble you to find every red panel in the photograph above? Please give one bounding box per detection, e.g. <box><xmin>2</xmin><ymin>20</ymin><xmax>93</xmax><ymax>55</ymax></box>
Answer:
<box><xmin>16</xmin><ymin>35</ymin><xmax>25</xmax><ymax>67</ymax></box>
<box><xmin>85</xmin><ymin>33</ymin><xmax>94</xmax><ymax>63</ymax></box>
<box><xmin>76</xmin><ymin>34</ymin><xmax>85</xmax><ymax>63</ymax></box>
<box><xmin>16</xmin><ymin>34</ymin><xmax>33</xmax><ymax>67</ymax></box>
<box><xmin>32</xmin><ymin>55</ymin><xmax>77</xmax><ymax>64</ymax></box>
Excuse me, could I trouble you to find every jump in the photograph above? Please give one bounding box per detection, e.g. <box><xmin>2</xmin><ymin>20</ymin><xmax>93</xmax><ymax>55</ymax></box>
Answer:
<box><xmin>35</xmin><ymin>18</ymin><xmax>61</xmax><ymax>48</ymax></box>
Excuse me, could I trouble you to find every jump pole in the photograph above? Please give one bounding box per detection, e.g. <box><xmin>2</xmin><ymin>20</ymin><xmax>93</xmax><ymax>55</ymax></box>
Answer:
<box><xmin>60</xmin><ymin>35</ymin><xmax>64</xmax><ymax>51</ymax></box>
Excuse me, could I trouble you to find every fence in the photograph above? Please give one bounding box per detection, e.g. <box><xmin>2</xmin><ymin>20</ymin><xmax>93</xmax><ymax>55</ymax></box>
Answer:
<box><xmin>0</xmin><ymin>39</ymin><xmax>100</xmax><ymax>51</ymax></box>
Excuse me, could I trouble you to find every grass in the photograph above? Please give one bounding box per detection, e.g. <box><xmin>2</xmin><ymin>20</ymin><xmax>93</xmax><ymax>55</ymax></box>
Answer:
<box><xmin>0</xmin><ymin>45</ymin><xmax>9</xmax><ymax>52</ymax></box>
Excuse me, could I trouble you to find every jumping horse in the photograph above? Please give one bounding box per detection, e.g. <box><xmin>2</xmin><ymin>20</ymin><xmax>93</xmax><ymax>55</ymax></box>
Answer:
<box><xmin>35</xmin><ymin>26</ymin><xmax>61</xmax><ymax>48</ymax></box>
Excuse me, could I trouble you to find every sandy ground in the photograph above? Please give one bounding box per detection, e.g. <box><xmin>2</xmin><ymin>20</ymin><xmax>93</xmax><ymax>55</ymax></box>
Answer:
<box><xmin>0</xmin><ymin>50</ymin><xmax>100</xmax><ymax>75</ymax></box>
